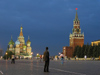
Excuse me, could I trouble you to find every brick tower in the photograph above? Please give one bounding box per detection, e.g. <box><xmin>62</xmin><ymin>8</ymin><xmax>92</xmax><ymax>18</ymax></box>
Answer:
<box><xmin>63</xmin><ymin>8</ymin><xmax>84</xmax><ymax>57</ymax></box>
<box><xmin>69</xmin><ymin>8</ymin><xmax>84</xmax><ymax>49</ymax></box>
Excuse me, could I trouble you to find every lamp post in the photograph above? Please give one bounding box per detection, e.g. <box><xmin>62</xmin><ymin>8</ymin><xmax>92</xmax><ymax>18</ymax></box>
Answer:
<box><xmin>6</xmin><ymin>52</ymin><xmax>8</xmax><ymax>60</ymax></box>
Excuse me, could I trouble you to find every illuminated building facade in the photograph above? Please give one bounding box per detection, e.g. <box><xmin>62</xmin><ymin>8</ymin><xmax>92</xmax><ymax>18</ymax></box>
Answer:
<box><xmin>7</xmin><ymin>26</ymin><xmax>32</xmax><ymax>58</ymax></box>
<box><xmin>91</xmin><ymin>40</ymin><xmax>100</xmax><ymax>46</ymax></box>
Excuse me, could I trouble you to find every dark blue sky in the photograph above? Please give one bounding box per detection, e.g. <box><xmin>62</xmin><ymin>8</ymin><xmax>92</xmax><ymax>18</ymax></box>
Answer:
<box><xmin>0</xmin><ymin>0</ymin><xmax>100</xmax><ymax>56</ymax></box>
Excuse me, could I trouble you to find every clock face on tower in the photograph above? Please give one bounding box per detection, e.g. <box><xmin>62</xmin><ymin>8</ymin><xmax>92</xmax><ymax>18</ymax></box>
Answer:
<box><xmin>76</xmin><ymin>29</ymin><xmax>79</xmax><ymax>32</ymax></box>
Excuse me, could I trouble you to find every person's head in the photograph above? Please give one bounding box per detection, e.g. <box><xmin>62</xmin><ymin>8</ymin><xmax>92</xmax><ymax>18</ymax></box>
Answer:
<box><xmin>46</xmin><ymin>47</ymin><xmax>48</xmax><ymax>51</ymax></box>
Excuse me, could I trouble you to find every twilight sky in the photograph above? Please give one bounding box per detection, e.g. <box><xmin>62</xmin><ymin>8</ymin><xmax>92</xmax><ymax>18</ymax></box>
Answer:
<box><xmin>0</xmin><ymin>0</ymin><xmax>100</xmax><ymax>56</ymax></box>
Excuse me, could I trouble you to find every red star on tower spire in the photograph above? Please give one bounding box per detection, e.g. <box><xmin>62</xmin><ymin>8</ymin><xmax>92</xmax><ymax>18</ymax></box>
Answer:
<box><xmin>76</xmin><ymin>8</ymin><xmax>78</xmax><ymax>10</ymax></box>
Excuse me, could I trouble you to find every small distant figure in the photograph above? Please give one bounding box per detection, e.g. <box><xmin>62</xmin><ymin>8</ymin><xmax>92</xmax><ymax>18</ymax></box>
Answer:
<box><xmin>93</xmin><ymin>57</ymin><xmax>95</xmax><ymax>60</ymax></box>
<box><xmin>91</xmin><ymin>56</ymin><xmax>93</xmax><ymax>60</ymax></box>
<box><xmin>84</xmin><ymin>55</ymin><xmax>87</xmax><ymax>60</ymax></box>
<box><xmin>55</xmin><ymin>55</ymin><xmax>58</xmax><ymax>60</ymax></box>
<box><xmin>75</xmin><ymin>56</ymin><xmax>76</xmax><ymax>60</ymax></box>
<box><xmin>68</xmin><ymin>57</ymin><xmax>71</xmax><ymax>60</ymax></box>
<box><xmin>11</xmin><ymin>55</ymin><xmax>15</xmax><ymax>64</ymax></box>
<box><xmin>43</xmin><ymin>47</ymin><xmax>50</xmax><ymax>72</ymax></box>
<box><xmin>60</xmin><ymin>52</ymin><xmax>64</xmax><ymax>65</ymax></box>
<box><xmin>76</xmin><ymin>56</ymin><xmax>78</xmax><ymax>60</ymax></box>
<box><xmin>40</xmin><ymin>55</ymin><xmax>42</xmax><ymax>62</ymax></box>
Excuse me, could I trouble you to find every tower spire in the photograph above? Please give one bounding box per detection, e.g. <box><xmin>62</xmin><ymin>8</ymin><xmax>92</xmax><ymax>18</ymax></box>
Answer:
<box><xmin>28</xmin><ymin>36</ymin><xmax>30</xmax><ymax>40</ymax></box>
<box><xmin>27</xmin><ymin>36</ymin><xmax>31</xmax><ymax>44</ymax></box>
<box><xmin>19</xmin><ymin>25</ymin><xmax>23</xmax><ymax>36</ymax></box>
<box><xmin>11</xmin><ymin>35</ymin><xmax>12</xmax><ymax>40</ymax></box>
<box><xmin>75</xmin><ymin>8</ymin><xmax>79</xmax><ymax>21</ymax></box>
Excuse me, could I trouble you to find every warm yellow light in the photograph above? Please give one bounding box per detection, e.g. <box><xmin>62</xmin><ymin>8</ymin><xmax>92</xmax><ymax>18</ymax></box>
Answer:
<box><xmin>31</xmin><ymin>52</ymin><xmax>33</xmax><ymax>55</ymax></box>
<box><xmin>6</xmin><ymin>52</ymin><xmax>8</xmax><ymax>55</ymax></box>
<box><xmin>37</xmin><ymin>53</ymin><xmax>39</xmax><ymax>56</ymax></box>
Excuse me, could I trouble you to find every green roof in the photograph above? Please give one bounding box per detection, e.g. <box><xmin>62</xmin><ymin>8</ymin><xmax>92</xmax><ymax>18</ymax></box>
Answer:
<box><xmin>26</xmin><ymin>39</ymin><xmax>31</xmax><ymax>44</ymax></box>
<box><xmin>8</xmin><ymin>39</ymin><xmax>14</xmax><ymax>45</ymax></box>
<box><xmin>23</xmin><ymin>44</ymin><xmax>26</xmax><ymax>48</ymax></box>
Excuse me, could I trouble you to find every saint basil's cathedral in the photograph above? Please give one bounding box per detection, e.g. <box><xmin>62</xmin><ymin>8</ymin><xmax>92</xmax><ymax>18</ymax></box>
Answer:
<box><xmin>7</xmin><ymin>26</ymin><xmax>32</xmax><ymax>58</ymax></box>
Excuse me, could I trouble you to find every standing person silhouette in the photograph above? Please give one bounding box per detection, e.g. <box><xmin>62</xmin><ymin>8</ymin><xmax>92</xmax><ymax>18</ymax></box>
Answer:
<box><xmin>84</xmin><ymin>55</ymin><xmax>87</xmax><ymax>60</ymax></box>
<box><xmin>43</xmin><ymin>47</ymin><xmax>50</xmax><ymax>72</ymax></box>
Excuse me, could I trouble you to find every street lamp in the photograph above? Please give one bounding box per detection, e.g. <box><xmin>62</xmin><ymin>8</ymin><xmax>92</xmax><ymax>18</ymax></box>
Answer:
<box><xmin>6</xmin><ymin>52</ymin><xmax>8</xmax><ymax>60</ymax></box>
<box><xmin>37</xmin><ymin>53</ymin><xmax>39</xmax><ymax>56</ymax></box>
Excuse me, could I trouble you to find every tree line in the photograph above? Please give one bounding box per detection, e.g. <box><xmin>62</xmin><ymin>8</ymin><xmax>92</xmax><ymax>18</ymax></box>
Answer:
<box><xmin>73</xmin><ymin>44</ymin><xmax>100</xmax><ymax>58</ymax></box>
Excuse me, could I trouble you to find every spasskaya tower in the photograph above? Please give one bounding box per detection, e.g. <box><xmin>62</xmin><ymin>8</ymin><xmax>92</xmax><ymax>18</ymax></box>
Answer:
<box><xmin>63</xmin><ymin>8</ymin><xmax>84</xmax><ymax>57</ymax></box>
<box><xmin>69</xmin><ymin>8</ymin><xmax>84</xmax><ymax>49</ymax></box>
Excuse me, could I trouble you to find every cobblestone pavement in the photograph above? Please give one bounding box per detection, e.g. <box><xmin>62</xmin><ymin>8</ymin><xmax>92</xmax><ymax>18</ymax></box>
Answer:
<box><xmin>0</xmin><ymin>59</ymin><xmax>100</xmax><ymax>75</ymax></box>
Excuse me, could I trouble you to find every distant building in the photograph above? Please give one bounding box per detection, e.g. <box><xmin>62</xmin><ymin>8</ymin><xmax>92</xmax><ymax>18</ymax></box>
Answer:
<box><xmin>63</xmin><ymin>46</ymin><xmax>73</xmax><ymax>57</ymax></box>
<box><xmin>7</xmin><ymin>26</ymin><xmax>32</xmax><ymax>59</ymax></box>
<box><xmin>63</xmin><ymin>8</ymin><xmax>84</xmax><ymax>57</ymax></box>
<box><xmin>91</xmin><ymin>40</ymin><xmax>100</xmax><ymax>46</ymax></box>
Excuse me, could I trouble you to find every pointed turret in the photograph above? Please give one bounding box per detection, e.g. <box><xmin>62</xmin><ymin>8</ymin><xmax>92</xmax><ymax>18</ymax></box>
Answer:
<box><xmin>19</xmin><ymin>25</ymin><xmax>23</xmax><ymax>36</ymax></box>
<box><xmin>74</xmin><ymin>8</ymin><xmax>79</xmax><ymax>21</ymax></box>
<box><xmin>26</xmin><ymin>36</ymin><xmax>31</xmax><ymax>44</ymax></box>
<box><xmin>8</xmin><ymin>36</ymin><xmax>15</xmax><ymax>53</ymax></box>
<box><xmin>18</xmin><ymin>25</ymin><xmax>25</xmax><ymax>45</ymax></box>
<box><xmin>26</xmin><ymin>36</ymin><xmax>32</xmax><ymax>56</ymax></box>
<box><xmin>8</xmin><ymin>36</ymin><xmax>14</xmax><ymax>45</ymax></box>
<box><xmin>69</xmin><ymin>8</ymin><xmax>84</xmax><ymax>48</ymax></box>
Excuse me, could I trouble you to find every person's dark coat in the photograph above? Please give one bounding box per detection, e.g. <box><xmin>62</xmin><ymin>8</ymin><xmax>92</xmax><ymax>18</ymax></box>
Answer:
<box><xmin>43</xmin><ymin>50</ymin><xmax>49</xmax><ymax>62</ymax></box>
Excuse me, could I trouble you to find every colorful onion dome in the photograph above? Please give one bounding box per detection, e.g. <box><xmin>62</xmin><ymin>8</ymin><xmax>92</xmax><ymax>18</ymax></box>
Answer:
<box><xmin>8</xmin><ymin>36</ymin><xmax>14</xmax><ymax>45</ymax></box>
<box><xmin>26</xmin><ymin>36</ymin><xmax>31</xmax><ymax>44</ymax></box>
<box><xmin>8</xmin><ymin>39</ymin><xmax>14</xmax><ymax>45</ymax></box>
<box><xmin>15</xmin><ymin>40</ymin><xmax>20</xmax><ymax>45</ymax></box>
<box><xmin>26</xmin><ymin>40</ymin><xmax>31</xmax><ymax>44</ymax></box>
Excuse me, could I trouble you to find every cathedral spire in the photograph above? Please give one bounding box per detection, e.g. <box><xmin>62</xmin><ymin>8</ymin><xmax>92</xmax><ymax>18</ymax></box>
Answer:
<box><xmin>27</xmin><ymin>36</ymin><xmax>31</xmax><ymax>44</ymax></box>
<box><xmin>28</xmin><ymin>36</ymin><xmax>30</xmax><ymax>40</ymax></box>
<box><xmin>11</xmin><ymin>35</ymin><xmax>12</xmax><ymax>40</ymax></box>
<box><xmin>75</xmin><ymin>8</ymin><xmax>79</xmax><ymax>21</ymax></box>
<box><xmin>19</xmin><ymin>25</ymin><xmax>23</xmax><ymax>36</ymax></box>
<box><xmin>8</xmin><ymin>36</ymin><xmax>14</xmax><ymax>45</ymax></box>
